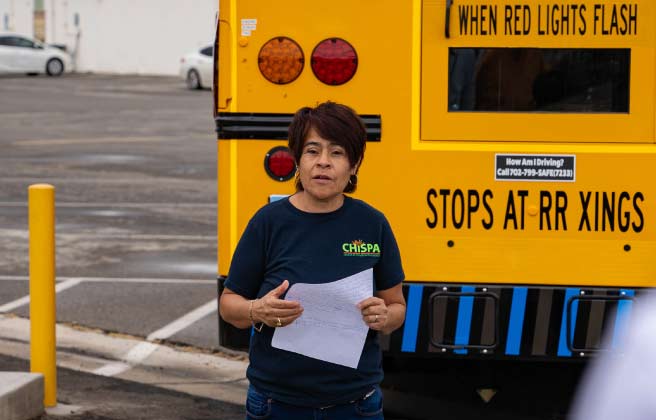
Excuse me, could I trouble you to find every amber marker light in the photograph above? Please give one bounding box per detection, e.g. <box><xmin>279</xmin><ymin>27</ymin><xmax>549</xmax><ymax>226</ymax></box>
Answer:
<box><xmin>311</xmin><ymin>38</ymin><xmax>358</xmax><ymax>86</ymax></box>
<box><xmin>258</xmin><ymin>37</ymin><xmax>305</xmax><ymax>84</ymax></box>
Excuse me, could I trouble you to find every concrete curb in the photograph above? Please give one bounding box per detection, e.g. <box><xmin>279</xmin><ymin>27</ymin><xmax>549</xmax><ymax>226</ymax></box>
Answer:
<box><xmin>0</xmin><ymin>372</ymin><xmax>44</xmax><ymax>420</ymax></box>
<box><xmin>0</xmin><ymin>315</ymin><xmax>248</xmax><ymax>405</ymax></box>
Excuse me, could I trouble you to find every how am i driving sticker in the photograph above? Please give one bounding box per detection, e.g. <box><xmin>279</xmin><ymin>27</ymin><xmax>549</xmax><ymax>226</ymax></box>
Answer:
<box><xmin>495</xmin><ymin>154</ymin><xmax>576</xmax><ymax>182</ymax></box>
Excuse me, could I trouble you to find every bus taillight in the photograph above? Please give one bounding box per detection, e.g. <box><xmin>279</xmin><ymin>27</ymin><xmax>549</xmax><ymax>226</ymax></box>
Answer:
<box><xmin>310</xmin><ymin>38</ymin><xmax>358</xmax><ymax>86</ymax></box>
<box><xmin>258</xmin><ymin>37</ymin><xmax>304</xmax><ymax>84</ymax></box>
<box><xmin>264</xmin><ymin>146</ymin><xmax>295</xmax><ymax>181</ymax></box>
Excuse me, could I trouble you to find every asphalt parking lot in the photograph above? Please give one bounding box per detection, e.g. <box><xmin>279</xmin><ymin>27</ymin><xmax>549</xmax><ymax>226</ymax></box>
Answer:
<box><xmin>0</xmin><ymin>73</ymin><xmax>253</xmax><ymax>419</ymax></box>
<box><xmin>0</xmin><ymin>73</ymin><xmax>221</xmax><ymax>349</ymax></box>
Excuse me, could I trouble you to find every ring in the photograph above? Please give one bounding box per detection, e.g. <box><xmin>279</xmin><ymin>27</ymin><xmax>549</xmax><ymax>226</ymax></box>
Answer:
<box><xmin>276</xmin><ymin>317</ymin><xmax>282</xmax><ymax>327</ymax></box>
<box><xmin>374</xmin><ymin>314</ymin><xmax>379</xmax><ymax>322</ymax></box>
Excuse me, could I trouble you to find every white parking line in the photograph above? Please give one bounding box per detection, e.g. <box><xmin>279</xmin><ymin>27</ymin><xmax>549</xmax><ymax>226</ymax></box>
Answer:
<box><xmin>0</xmin><ymin>275</ymin><xmax>221</xmax><ymax>376</ymax></box>
<box><xmin>93</xmin><ymin>342</ymin><xmax>158</xmax><ymax>377</ymax></box>
<box><xmin>11</xmin><ymin>136</ymin><xmax>179</xmax><ymax>146</ymax></box>
<box><xmin>56</xmin><ymin>233</ymin><xmax>215</xmax><ymax>241</ymax></box>
<box><xmin>0</xmin><ymin>275</ymin><xmax>216</xmax><ymax>284</ymax></box>
<box><xmin>0</xmin><ymin>177</ymin><xmax>210</xmax><ymax>185</ymax></box>
<box><xmin>0</xmin><ymin>202</ymin><xmax>216</xmax><ymax>208</ymax></box>
<box><xmin>147</xmin><ymin>300</ymin><xmax>218</xmax><ymax>341</ymax></box>
<box><xmin>94</xmin><ymin>299</ymin><xmax>218</xmax><ymax>377</ymax></box>
<box><xmin>0</xmin><ymin>278</ymin><xmax>82</xmax><ymax>313</ymax></box>
<box><xmin>0</xmin><ymin>230</ymin><xmax>214</xmax><ymax>241</ymax></box>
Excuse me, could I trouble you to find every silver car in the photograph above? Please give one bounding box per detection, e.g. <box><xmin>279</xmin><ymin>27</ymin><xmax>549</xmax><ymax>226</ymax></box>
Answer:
<box><xmin>0</xmin><ymin>33</ymin><xmax>71</xmax><ymax>76</ymax></box>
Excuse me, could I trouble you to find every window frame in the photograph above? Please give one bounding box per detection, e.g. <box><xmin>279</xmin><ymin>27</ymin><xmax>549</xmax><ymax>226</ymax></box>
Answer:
<box><xmin>418</xmin><ymin>0</ymin><xmax>655</xmax><ymax>145</ymax></box>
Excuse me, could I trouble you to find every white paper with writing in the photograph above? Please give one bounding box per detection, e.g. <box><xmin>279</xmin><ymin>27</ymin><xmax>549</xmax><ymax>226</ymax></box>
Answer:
<box><xmin>271</xmin><ymin>268</ymin><xmax>373</xmax><ymax>368</ymax></box>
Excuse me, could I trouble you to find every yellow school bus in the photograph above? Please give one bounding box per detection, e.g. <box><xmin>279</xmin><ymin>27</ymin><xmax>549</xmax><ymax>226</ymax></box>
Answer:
<box><xmin>214</xmin><ymin>0</ymin><xmax>655</xmax><ymax>365</ymax></box>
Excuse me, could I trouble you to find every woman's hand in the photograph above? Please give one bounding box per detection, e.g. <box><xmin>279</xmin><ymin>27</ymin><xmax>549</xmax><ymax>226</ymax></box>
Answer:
<box><xmin>252</xmin><ymin>280</ymin><xmax>303</xmax><ymax>328</ymax></box>
<box><xmin>358</xmin><ymin>297</ymin><xmax>389</xmax><ymax>331</ymax></box>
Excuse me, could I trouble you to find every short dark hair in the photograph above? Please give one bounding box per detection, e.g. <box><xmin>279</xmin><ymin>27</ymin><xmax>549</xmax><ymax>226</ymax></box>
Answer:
<box><xmin>288</xmin><ymin>101</ymin><xmax>366</xmax><ymax>193</ymax></box>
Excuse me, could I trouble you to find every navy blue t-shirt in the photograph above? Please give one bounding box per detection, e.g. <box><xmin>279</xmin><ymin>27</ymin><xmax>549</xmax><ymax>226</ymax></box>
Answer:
<box><xmin>224</xmin><ymin>196</ymin><xmax>404</xmax><ymax>407</ymax></box>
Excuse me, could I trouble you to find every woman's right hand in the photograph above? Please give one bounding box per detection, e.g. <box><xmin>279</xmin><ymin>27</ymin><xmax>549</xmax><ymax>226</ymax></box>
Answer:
<box><xmin>252</xmin><ymin>280</ymin><xmax>303</xmax><ymax>328</ymax></box>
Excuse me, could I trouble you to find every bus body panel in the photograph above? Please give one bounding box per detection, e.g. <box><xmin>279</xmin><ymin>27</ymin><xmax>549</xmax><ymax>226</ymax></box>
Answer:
<box><xmin>215</xmin><ymin>0</ymin><xmax>656</xmax><ymax>358</ymax></box>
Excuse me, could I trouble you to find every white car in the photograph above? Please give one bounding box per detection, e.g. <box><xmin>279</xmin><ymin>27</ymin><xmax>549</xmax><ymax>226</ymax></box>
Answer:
<box><xmin>180</xmin><ymin>45</ymin><xmax>213</xmax><ymax>90</ymax></box>
<box><xmin>0</xmin><ymin>33</ymin><xmax>71</xmax><ymax>76</ymax></box>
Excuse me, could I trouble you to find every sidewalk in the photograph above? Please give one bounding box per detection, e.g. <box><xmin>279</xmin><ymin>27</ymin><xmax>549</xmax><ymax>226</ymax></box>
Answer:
<box><xmin>0</xmin><ymin>314</ymin><xmax>248</xmax><ymax>420</ymax></box>
<box><xmin>1</xmin><ymin>354</ymin><xmax>244</xmax><ymax>420</ymax></box>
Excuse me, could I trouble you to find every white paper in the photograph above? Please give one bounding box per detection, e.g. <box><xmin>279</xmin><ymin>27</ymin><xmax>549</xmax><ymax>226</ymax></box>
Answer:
<box><xmin>271</xmin><ymin>268</ymin><xmax>373</xmax><ymax>369</ymax></box>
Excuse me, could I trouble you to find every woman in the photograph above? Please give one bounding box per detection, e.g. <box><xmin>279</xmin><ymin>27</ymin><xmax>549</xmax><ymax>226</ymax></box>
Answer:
<box><xmin>219</xmin><ymin>101</ymin><xmax>406</xmax><ymax>420</ymax></box>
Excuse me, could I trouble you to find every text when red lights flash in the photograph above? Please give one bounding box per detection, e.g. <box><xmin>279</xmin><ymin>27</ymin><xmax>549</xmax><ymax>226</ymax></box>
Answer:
<box><xmin>457</xmin><ymin>3</ymin><xmax>638</xmax><ymax>36</ymax></box>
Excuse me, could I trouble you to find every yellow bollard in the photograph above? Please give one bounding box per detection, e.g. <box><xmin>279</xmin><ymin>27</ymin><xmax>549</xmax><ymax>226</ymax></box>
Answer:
<box><xmin>28</xmin><ymin>184</ymin><xmax>57</xmax><ymax>407</ymax></box>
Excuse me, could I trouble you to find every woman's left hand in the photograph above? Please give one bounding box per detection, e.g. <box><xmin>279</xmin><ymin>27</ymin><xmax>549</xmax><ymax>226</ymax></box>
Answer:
<box><xmin>357</xmin><ymin>297</ymin><xmax>388</xmax><ymax>331</ymax></box>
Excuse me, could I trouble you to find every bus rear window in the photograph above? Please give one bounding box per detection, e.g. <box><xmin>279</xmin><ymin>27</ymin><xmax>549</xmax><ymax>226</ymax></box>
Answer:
<box><xmin>448</xmin><ymin>48</ymin><xmax>630</xmax><ymax>113</ymax></box>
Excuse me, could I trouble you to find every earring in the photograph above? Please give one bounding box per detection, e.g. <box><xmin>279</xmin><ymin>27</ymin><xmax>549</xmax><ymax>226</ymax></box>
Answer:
<box><xmin>295</xmin><ymin>167</ymin><xmax>303</xmax><ymax>190</ymax></box>
<box><xmin>349</xmin><ymin>174</ymin><xmax>357</xmax><ymax>186</ymax></box>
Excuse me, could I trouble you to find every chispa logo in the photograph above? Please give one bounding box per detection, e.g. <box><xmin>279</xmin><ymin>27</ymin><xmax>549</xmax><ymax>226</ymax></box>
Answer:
<box><xmin>342</xmin><ymin>239</ymin><xmax>381</xmax><ymax>257</ymax></box>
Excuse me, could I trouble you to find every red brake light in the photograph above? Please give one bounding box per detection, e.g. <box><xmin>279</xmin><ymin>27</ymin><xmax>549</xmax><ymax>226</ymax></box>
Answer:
<box><xmin>265</xmin><ymin>146</ymin><xmax>295</xmax><ymax>181</ymax></box>
<box><xmin>310</xmin><ymin>38</ymin><xmax>358</xmax><ymax>86</ymax></box>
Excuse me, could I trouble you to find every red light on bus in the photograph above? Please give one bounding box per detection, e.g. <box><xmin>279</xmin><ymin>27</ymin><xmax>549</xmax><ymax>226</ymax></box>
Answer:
<box><xmin>258</xmin><ymin>37</ymin><xmax>304</xmax><ymax>84</ymax></box>
<box><xmin>264</xmin><ymin>146</ymin><xmax>296</xmax><ymax>181</ymax></box>
<box><xmin>310</xmin><ymin>38</ymin><xmax>358</xmax><ymax>86</ymax></box>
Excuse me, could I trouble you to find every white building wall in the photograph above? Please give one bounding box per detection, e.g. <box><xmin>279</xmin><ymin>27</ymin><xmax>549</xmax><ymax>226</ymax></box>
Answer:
<box><xmin>45</xmin><ymin>0</ymin><xmax>217</xmax><ymax>75</ymax></box>
<box><xmin>0</xmin><ymin>0</ymin><xmax>34</xmax><ymax>36</ymax></box>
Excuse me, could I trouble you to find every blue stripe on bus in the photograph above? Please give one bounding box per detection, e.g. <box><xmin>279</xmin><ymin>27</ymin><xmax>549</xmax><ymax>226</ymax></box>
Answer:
<box><xmin>454</xmin><ymin>286</ymin><xmax>475</xmax><ymax>355</ymax></box>
<box><xmin>268</xmin><ymin>194</ymin><xmax>289</xmax><ymax>203</ymax></box>
<box><xmin>558</xmin><ymin>288</ymin><xmax>580</xmax><ymax>357</ymax></box>
<box><xmin>401</xmin><ymin>285</ymin><xmax>424</xmax><ymax>353</ymax></box>
<box><xmin>505</xmin><ymin>287</ymin><xmax>528</xmax><ymax>356</ymax></box>
<box><xmin>611</xmin><ymin>289</ymin><xmax>635</xmax><ymax>349</ymax></box>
